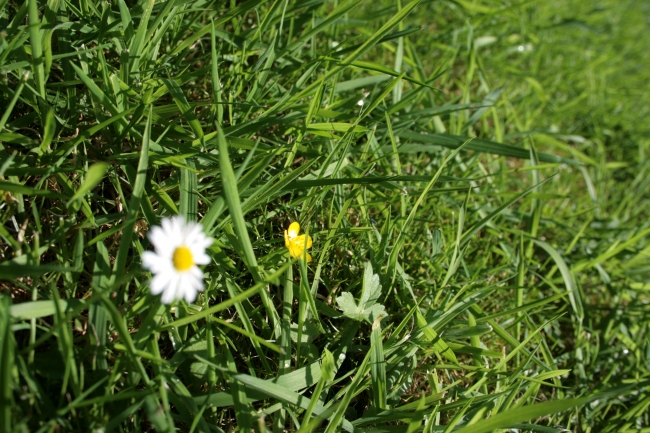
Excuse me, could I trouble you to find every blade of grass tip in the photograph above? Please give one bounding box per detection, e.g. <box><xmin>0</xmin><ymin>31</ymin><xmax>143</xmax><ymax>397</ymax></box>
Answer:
<box><xmin>396</xmin><ymin>131</ymin><xmax>579</xmax><ymax>165</ymax></box>
<box><xmin>219</xmin><ymin>338</ymin><xmax>253</xmax><ymax>430</ymax></box>
<box><xmin>215</xmin><ymin>122</ymin><xmax>280</xmax><ymax>334</ymax></box>
<box><xmin>359</xmin><ymin>72</ymin><xmax>406</xmax><ymax>124</ymax></box>
<box><xmin>281</xmin><ymin>0</ymin><xmax>362</xmax><ymax>55</ymax></box>
<box><xmin>525</xmin><ymin>142</ymin><xmax>542</xmax><ymax>259</ymax></box>
<box><xmin>465</xmin><ymin>316</ymin><xmax>560</xmax><ymax>396</ymax></box>
<box><xmin>202</xmin><ymin>153</ymin><xmax>276</xmax><ymax>234</ymax></box>
<box><xmin>288</xmin><ymin>0</ymin><xmax>421</xmax><ymax>104</ymax></box>
<box><xmin>127</xmin><ymin>0</ymin><xmax>154</xmax><ymax>77</ymax></box>
<box><xmin>67</xmin><ymin>162</ymin><xmax>108</xmax><ymax>209</ymax></box>
<box><xmin>0</xmin><ymin>73</ymin><xmax>27</xmax><ymax>132</ymax></box>
<box><xmin>223</xmin><ymin>371</ymin><xmax>355</xmax><ymax>433</ymax></box>
<box><xmin>211</xmin><ymin>315</ymin><xmax>283</xmax><ymax>354</ymax></box>
<box><xmin>443</xmin><ymin>396</ymin><xmax>476</xmax><ymax>433</ymax></box>
<box><xmin>51</xmin><ymin>284</ymin><xmax>81</xmax><ymax>402</ymax></box>
<box><xmin>384</xmin><ymin>102</ymin><xmax>407</xmax><ymax>220</ymax></box>
<box><xmin>37</xmin><ymin>107</ymin><xmax>56</xmax><ymax>156</ymax></box>
<box><xmin>248</xmin><ymin>36</ymin><xmax>276</xmax><ymax>102</ymax></box>
<box><xmin>393</xmin><ymin>0</ymin><xmax>405</xmax><ymax>106</ymax></box>
<box><xmin>300</xmin><ymin>349</ymin><xmax>335</xmax><ymax>428</ymax></box>
<box><xmin>160</xmin><ymin>262</ymin><xmax>291</xmax><ymax>331</ymax></box>
<box><xmin>117</xmin><ymin>0</ymin><xmax>134</xmax><ymax>46</ymax></box>
<box><xmin>70</xmin><ymin>63</ymin><xmax>121</xmax><ymax>120</ymax></box>
<box><xmin>0</xmin><ymin>295</ymin><xmax>14</xmax><ymax>431</ymax></box>
<box><xmin>284</xmin><ymin>81</ymin><xmax>325</xmax><ymax>169</ymax></box>
<box><xmin>309</xmin><ymin>196</ymin><xmax>353</xmax><ymax>298</ymax></box>
<box><xmin>109</xmin><ymin>106</ymin><xmax>151</xmax><ymax>287</ymax></box>
<box><xmin>221</xmin><ymin>279</ymin><xmax>275</xmax><ymax>372</ymax></box>
<box><xmin>98</xmin><ymin>292</ymin><xmax>151</xmax><ymax>387</ymax></box>
<box><xmin>454</xmin><ymin>397</ymin><xmax>591</xmax><ymax>433</ymax></box>
<box><xmin>298</xmin><ymin>237</ymin><xmax>322</xmax><ymax>331</ymax></box>
<box><xmin>162</xmin><ymin>78</ymin><xmax>204</xmax><ymax>141</ymax></box>
<box><xmin>180</xmin><ymin>159</ymin><xmax>198</xmax><ymax>221</ymax></box>
<box><xmin>164</xmin><ymin>0</ymin><xmax>267</xmax><ymax>57</ymax></box>
<box><xmin>516</xmin><ymin>233</ymin><xmax>525</xmax><ymax>359</ymax></box>
<box><xmin>387</xmin><ymin>138</ymin><xmax>471</xmax><ymax>282</ymax></box>
<box><xmin>440</xmin><ymin>192</ymin><xmax>469</xmax><ymax>288</ymax></box>
<box><xmin>324</xmin><ymin>349</ymin><xmax>372</xmax><ymax>433</ymax></box>
<box><xmin>89</xmin><ymin>241</ymin><xmax>110</xmax><ymax>371</ymax></box>
<box><xmin>27</xmin><ymin>0</ymin><xmax>45</xmax><ymax>107</ymax></box>
<box><xmin>532</xmin><ymin>239</ymin><xmax>583</xmax><ymax>322</ymax></box>
<box><xmin>416</xmin><ymin>309</ymin><xmax>458</xmax><ymax>365</ymax></box>
<box><xmin>210</xmin><ymin>22</ymin><xmax>224</xmax><ymax>124</ymax></box>
<box><xmin>370</xmin><ymin>314</ymin><xmax>388</xmax><ymax>410</ymax></box>
<box><xmin>469</xmin><ymin>303</ymin><xmax>550</xmax><ymax>371</ymax></box>
<box><xmin>459</xmin><ymin>175</ymin><xmax>554</xmax><ymax>248</ymax></box>
<box><xmin>275</xmin><ymin>263</ymin><xmax>293</xmax><ymax>432</ymax></box>
<box><xmin>0</xmin><ymin>152</ymin><xmax>15</xmax><ymax>179</ymax></box>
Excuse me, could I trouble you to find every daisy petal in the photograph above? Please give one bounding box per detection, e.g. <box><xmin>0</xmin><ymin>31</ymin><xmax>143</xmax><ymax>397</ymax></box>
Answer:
<box><xmin>148</xmin><ymin>227</ymin><xmax>174</xmax><ymax>257</ymax></box>
<box><xmin>160</xmin><ymin>274</ymin><xmax>180</xmax><ymax>304</ymax></box>
<box><xmin>142</xmin><ymin>251</ymin><xmax>169</xmax><ymax>273</ymax></box>
<box><xmin>191</xmin><ymin>251</ymin><xmax>211</xmax><ymax>265</ymax></box>
<box><xmin>190</xmin><ymin>266</ymin><xmax>204</xmax><ymax>289</ymax></box>
<box><xmin>143</xmin><ymin>215</ymin><xmax>212</xmax><ymax>304</ymax></box>
<box><xmin>150</xmin><ymin>272</ymin><xmax>170</xmax><ymax>295</ymax></box>
<box><xmin>181</xmin><ymin>273</ymin><xmax>200</xmax><ymax>303</ymax></box>
<box><xmin>183</xmin><ymin>222</ymin><xmax>204</xmax><ymax>245</ymax></box>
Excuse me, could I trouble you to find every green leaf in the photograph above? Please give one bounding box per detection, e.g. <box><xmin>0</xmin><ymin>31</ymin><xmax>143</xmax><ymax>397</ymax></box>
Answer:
<box><xmin>0</xmin><ymin>180</ymin><xmax>67</xmax><ymax>198</ymax></box>
<box><xmin>397</xmin><ymin>130</ymin><xmax>579</xmax><ymax>165</ymax></box>
<box><xmin>109</xmin><ymin>107</ymin><xmax>151</xmax><ymax>286</ymax></box>
<box><xmin>0</xmin><ymin>263</ymin><xmax>69</xmax><ymax>280</ymax></box>
<box><xmin>336</xmin><ymin>262</ymin><xmax>387</xmax><ymax>324</ymax></box>
<box><xmin>0</xmin><ymin>296</ymin><xmax>14</xmax><ymax>431</ymax></box>
<box><xmin>68</xmin><ymin>162</ymin><xmax>108</xmax><ymax>207</ymax></box>
<box><xmin>454</xmin><ymin>397</ymin><xmax>590</xmax><ymax>433</ymax></box>
<box><xmin>9</xmin><ymin>299</ymin><xmax>87</xmax><ymax>320</ymax></box>
<box><xmin>415</xmin><ymin>309</ymin><xmax>458</xmax><ymax>365</ymax></box>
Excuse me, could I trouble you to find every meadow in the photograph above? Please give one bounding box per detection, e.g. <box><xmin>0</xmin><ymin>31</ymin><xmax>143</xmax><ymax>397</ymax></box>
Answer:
<box><xmin>1</xmin><ymin>0</ymin><xmax>649</xmax><ymax>432</ymax></box>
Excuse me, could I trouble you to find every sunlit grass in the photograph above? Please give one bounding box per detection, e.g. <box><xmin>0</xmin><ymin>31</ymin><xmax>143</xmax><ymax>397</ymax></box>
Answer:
<box><xmin>0</xmin><ymin>0</ymin><xmax>649</xmax><ymax>432</ymax></box>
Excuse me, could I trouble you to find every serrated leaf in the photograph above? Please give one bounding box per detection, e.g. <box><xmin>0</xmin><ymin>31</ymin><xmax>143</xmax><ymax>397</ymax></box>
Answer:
<box><xmin>336</xmin><ymin>262</ymin><xmax>388</xmax><ymax>324</ymax></box>
<box><xmin>366</xmin><ymin>304</ymin><xmax>388</xmax><ymax>324</ymax></box>
<box><xmin>360</xmin><ymin>262</ymin><xmax>382</xmax><ymax>310</ymax></box>
<box><xmin>336</xmin><ymin>292</ymin><xmax>360</xmax><ymax>316</ymax></box>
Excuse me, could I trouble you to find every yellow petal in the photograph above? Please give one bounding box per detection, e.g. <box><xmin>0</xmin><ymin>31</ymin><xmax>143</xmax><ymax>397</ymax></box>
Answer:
<box><xmin>284</xmin><ymin>230</ymin><xmax>290</xmax><ymax>247</ymax></box>
<box><xmin>287</xmin><ymin>222</ymin><xmax>300</xmax><ymax>239</ymax></box>
<box><xmin>291</xmin><ymin>234</ymin><xmax>312</xmax><ymax>250</ymax></box>
<box><xmin>288</xmin><ymin>244</ymin><xmax>312</xmax><ymax>261</ymax></box>
<box><xmin>288</xmin><ymin>244</ymin><xmax>303</xmax><ymax>258</ymax></box>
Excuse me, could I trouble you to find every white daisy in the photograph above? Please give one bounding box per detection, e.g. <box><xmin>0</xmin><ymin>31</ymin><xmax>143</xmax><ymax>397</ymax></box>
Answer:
<box><xmin>141</xmin><ymin>216</ymin><xmax>213</xmax><ymax>304</ymax></box>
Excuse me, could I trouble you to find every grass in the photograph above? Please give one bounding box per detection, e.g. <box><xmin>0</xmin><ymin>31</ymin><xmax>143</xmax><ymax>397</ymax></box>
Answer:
<box><xmin>1</xmin><ymin>0</ymin><xmax>649</xmax><ymax>432</ymax></box>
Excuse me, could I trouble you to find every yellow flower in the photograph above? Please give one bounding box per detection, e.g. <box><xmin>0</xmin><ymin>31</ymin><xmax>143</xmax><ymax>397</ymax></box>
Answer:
<box><xmin>284</xmin><ymin>221</ymin><xmax>313</xmax><ymax>262</ymax></box>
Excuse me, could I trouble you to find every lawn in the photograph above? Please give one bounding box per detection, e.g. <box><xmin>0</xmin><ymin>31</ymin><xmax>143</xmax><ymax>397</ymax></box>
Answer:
<box><xmin>1</xmin><ymin>0</ymin><xmax>649</xmax><ymax>432</ymax></box>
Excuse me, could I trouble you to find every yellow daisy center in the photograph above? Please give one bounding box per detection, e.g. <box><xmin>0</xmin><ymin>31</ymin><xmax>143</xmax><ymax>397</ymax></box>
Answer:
<box><xmin>172</xmin><ymin>246</ymin><xmax>194</xmax><ymax>271</ymax></box>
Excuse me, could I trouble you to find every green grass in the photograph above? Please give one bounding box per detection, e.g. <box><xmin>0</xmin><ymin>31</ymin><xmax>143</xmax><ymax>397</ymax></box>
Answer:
<box><xmin>1</xmin><ymin>0</ymin><xmax>649</xmax><ymax>432</ymax></box>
